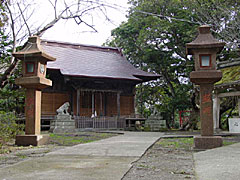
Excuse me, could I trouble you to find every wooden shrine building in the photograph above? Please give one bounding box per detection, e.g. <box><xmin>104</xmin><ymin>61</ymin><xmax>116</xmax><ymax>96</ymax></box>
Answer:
<box><xmin>37</xmin><ymin>39</ymin><xmax>159</xmax><ymax>128</ymax></box>
<box><xmin>213</xmin><ymin>56</ymin><xmax>240</xmax><ymax>130</ymax></box>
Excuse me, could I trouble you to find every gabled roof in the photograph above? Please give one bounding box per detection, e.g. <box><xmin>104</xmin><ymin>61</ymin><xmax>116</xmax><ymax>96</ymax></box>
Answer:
<box><xmin>41</xmin><ymin>40</ymin><xmax>159</xmax><ymax>82</ymax></box>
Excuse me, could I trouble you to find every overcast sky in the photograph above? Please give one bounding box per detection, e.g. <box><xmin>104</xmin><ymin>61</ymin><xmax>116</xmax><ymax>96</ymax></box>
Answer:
<box><xmin>41</xmin><ymin>0</ymin><xmax>129</xmax><ymax>46</ymax></box>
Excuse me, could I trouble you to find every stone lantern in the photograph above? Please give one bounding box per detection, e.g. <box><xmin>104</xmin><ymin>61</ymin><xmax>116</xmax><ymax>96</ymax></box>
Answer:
<box><xmin>13</xmin><ymin>36</ymin><xmax>56</xmax><ymax>146</ymax></box>
<box><xmin>186</xmin><ymin>25</ymin><xmax>225</xmax><ymax>149</ymax></box>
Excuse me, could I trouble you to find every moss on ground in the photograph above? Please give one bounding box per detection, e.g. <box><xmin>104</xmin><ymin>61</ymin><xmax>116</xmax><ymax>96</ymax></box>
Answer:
<box><xmin>157</xmin><ymin>137</ymin><xmax>239</xmax><ymax>150</ymax></box>
<box><xmin>49</xmin><ymin>132</ymin><xmax>117</xmax><ymax>146</ymax></box>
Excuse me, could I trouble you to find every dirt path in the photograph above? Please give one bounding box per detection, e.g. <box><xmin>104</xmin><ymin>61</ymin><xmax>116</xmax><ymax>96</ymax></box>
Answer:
<box><xmin>123</xmin><ymin>139</ymin><xmax>195</xmax><ymax>180</ymax></box>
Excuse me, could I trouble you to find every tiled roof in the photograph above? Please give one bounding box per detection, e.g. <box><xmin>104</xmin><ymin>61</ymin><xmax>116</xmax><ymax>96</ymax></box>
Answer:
<box><xmin>41</xmin><ymin>40</ymin><xmax>159</xmax><ymax>82</ymax></box>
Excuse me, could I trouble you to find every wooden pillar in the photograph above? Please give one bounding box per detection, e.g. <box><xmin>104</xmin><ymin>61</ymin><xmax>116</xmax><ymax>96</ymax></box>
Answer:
<box><xmin>133</xmin><ymin>88</ymin><xmax>137</xmax><ymax>115</ymax></box>
<box><xmin>70</xmin><ymin>90</ymin><xmax>74</xmax><ymax>115</ymax></box>
<box><xmin>104</xmin><ymin>93</ymin><xmax>107</xmax><ymax>116</ymax></box>
<box><xmin>238</xmin><ymin>98</ymin><xmax>240</xmax><ymax>117</ymax></box>
<box><xmin>100</xmin><ymin>92</ymin><xmax>103</xmax><ymax>116</ymax></box>
<box><xmin>25</xmin><ymin>89</ymin><xmax>41</xmax><ymax>135</ymax></box>
<box><xmin>213</xmin><ymin>94</ymin><xmax>220</xmax><ymax>129</ymax></box>
<box><xmin>92</xmin><ymin>92</ymin><xmax>95</xmax><ymax>116</ymax></box>
<box><xmin>77</xmin><ymin>89</ymin><xmax>80</xmax><ymax>116</ymax></box>
<box><xmin>200</xmin><ymin>84</ymin><xmax>214</xmax><ymax>136</ymax></box>
<box><xmin>117</xmin><ymin>92</ymin><xmax>121</xmax><ymax>117</ymax></box>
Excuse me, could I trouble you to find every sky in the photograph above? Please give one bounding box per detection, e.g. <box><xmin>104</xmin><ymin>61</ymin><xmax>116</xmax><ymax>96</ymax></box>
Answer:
<box><xmin>41</xmin><ymin>0</ymin><xmax>130</xmax><ymax>46</ymax></box>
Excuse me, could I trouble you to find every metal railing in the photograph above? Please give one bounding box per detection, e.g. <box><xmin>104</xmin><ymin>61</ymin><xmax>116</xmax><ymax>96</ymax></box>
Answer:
<box><xmin>74</xmin><ymin>116</ymin><xmax>126</xmax><ymax>129</ymax></box>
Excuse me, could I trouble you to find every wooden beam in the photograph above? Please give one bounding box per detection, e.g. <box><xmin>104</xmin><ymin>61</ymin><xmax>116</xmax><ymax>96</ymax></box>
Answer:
<box><xmin>78</xmin><ymin>88</ymin><xmax>121</xmax><ymax>93</ymax></box>
<box><xmin>218</xmin><ymin>91</ymin><xmax>240</xmax><ymax>98</ymax></box>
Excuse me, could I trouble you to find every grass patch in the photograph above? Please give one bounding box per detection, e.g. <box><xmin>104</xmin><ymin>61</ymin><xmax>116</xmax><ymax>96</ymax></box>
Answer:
<box><xmin>49</xmin><ymin>132</ymin><xmax>116</xmax><ymax>146</ymax></box>
<box><xmin>15</xmin><ymin>153</ymin><xmax>27</xmax><ymax>159</ymax></box>
<box><xmin>157</xmin><ymin>137</ymin><xmax>240</xmax><ymax>150</ymax></box>
<box><xmin>157</xmin><ymin>138</ymin><xmax>194</xmax><ymax>150</ymax></box>
<box><xmin>223</xmin><ymin>141</ymin><xmax>237</xmax><ymax>146</ymax></box>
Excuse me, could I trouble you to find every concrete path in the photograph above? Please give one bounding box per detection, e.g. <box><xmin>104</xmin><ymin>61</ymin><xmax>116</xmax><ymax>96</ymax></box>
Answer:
<box><xmin>0</xmin><ymin>131</ymin><xmax>163</xmax><ymax>180</ymax></box>
<box><xmin>194</xmin><ymin>142</ymin><xmax>240</xmax><ymax>180</ymax></box>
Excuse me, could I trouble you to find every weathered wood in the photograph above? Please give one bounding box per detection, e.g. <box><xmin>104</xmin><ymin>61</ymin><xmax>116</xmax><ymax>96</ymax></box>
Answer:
<box><xmin>238</xmin><ymin>98</ymin><xmax>240</xmax><ymax>117</ymax></box>
<box><xmin>218</xmin><ymin>91</ymin><xmax>240</xmax><ymax>98</ymax></box>
<box><xmin>41</xmin><ymin>92</ymin><xmax>69</xmax><ymax>115</ymax></box>
<box><xmin>77</xmin><ymin>89</ymin><xmax>80</xmax><ymax>116</ymax></box>
<box><xmin>104</xmin><ymin>93</ymin><xmax>107</xmax><ymax>116</ymax></box>
<box><xmin>100</xmin><ymin>92</ymin><xmax>103</xmax><ymax>116</ymax></box>
<box><xmin>92</xmin><ymin>92</ymin><xmax>95</xmax><ymax>116</ymax></box>
<box><xmin>42</xmin><ymin>91</ymin><xmax>135</xmax><ymax>117</ymax></box>
<box><xmin>117</xmin><ymin>92</ymin><xmax>121</xmax><ymax>117</ymax></box>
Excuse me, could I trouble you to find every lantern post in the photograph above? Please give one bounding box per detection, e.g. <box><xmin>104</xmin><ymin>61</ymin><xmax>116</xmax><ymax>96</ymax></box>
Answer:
<box><xmin>186</xmin><ymin>25</ymin><xmax>225</xmax><ymax>149</ymax></box>
<box><xmin>13</xmin><ymin>36</ymin><xmax>56</xmax><ymax>146</ymax></box>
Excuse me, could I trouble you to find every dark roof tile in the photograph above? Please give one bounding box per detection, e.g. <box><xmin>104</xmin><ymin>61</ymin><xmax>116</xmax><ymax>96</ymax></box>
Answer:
<box><xmin>41</xmin><ymin>40</ymin><xmax>159</xmax><ymax>82</ymax></box>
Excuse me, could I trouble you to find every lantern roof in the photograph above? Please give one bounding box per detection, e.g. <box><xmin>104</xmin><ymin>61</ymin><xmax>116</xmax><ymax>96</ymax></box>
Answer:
<box><xmin>12</xmin><ymin>36</ymin><xmax>56</xmax><ymax>62</ymax></box>
<box><xmin>186</xmin><ymin>25</ymin><xmax>225</xmax><ymax>55</ymax></box>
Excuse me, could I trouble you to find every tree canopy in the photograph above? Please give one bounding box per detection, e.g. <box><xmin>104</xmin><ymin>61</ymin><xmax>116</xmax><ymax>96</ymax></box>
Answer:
<box><xmin>107</xmin><ymin>0</ymin><xmax>240</xmax><ymax>127</ymax></box>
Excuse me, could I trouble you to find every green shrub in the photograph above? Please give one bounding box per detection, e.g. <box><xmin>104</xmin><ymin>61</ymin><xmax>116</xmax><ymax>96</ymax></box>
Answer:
<box><xmin>0</xmin><ymin>111</ymin><xmax>24</xmax><ymax>147</ymax></box>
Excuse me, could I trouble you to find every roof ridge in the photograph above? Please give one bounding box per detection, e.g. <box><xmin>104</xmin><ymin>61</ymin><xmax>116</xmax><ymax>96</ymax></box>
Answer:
<box><xmin>41</xmin><ymin>39</ymin><xmax>118</xmax><ymax>51</ymax></box>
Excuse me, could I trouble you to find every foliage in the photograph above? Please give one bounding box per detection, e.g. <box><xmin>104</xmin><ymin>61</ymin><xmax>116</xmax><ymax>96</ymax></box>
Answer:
<box><xmin>108</xmin><ymin>0</ymin><xmax>198</xmax><ymax>127</ymax></box>
<box><xmin>107</xmin><ymin>0</ymin><xmax>240</xmax><ymax>128</ymax></box>
<box><xmin>0</xmin><ymin>111</ymin><xmax>24</xmax><ymax>149</ymax></box>
<box><xmin>0</xmin><ymin>85</ymin><xmax>25</xmax><ymax>113</ymax></box>
<box><xmin>0</xmin><ymin>28</ymin><xmax>24</xmax><ymax>113</ymax></box>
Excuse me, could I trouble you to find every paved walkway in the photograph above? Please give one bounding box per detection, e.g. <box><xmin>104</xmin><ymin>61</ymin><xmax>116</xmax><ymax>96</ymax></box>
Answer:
<box><xmin>0</xmin><ymin>132</ymin><xmax>163</xmax><ymax>180</ymax></box>
<box><xmin>194</xmin><ymin>142</ymin><xmax>240</xmax><ymax>180</ymax></box>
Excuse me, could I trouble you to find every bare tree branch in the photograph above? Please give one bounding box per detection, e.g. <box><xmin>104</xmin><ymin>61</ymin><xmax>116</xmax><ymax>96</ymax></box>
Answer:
<box><xmin>17</xmin><ymin>2</ymin><xmax>31</xmax><ymax>36</ymax></box>
<box><xmin>0</xmin><ymin>0</ymin><xmax>124</xmax><ymax>88</ymax></box>
<box><xmin>135</xmin><ymin>10</ymin><xmax>201</xmax><ymax>25</ymax></box>
<box><xmin>0</xmin><ymin>1</ymin><xmax>19</xmax><ymax>88</ymax></box>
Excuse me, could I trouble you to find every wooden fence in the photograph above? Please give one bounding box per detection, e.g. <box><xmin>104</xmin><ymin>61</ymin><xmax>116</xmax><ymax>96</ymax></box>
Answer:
<box><xmin>74</xmin><ymin>116</ymin><xmax>126</xmax><ymax>129</ymax></box>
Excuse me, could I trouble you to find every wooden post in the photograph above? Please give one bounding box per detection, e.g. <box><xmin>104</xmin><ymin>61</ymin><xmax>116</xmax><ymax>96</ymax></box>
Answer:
<box><xmin>77</xmin><ymin>89</ymin><xmax>80</xmax><ymax>116</ymax></box>
<box><xmin>238</xmin><ymin>98</ymin><xmax>240</xmax><ymax>117</ymax></box>
<box><xmin>117</xmin><ymin>92</ymin><xmax>121</xmax><ymax>118</ymax></box>
<box><xmin>25</xmin><ymin>89</ymin><xmax>41</xmax><ymax>135</ymax></box>
<box><xmin>133</xmin><ymin>88</ymin><xmax>137</xmax><ymax>115</ymax></box>
<box><xmin>92</xmin><ymin>91</ymin><xmax>95</xmax><ymax>116</ymax></box>
<box><xmin>213</xmin><ymin>94</ymin><xmax>220</xmax><ymax>129</ymax></box>
<box><xmin>100</xmin><ymin>92</ymin><xmax>103</xmax><ymax>116</ymax></box>
<box><xmin>104</xmin><ymin>93</ymin><xmax>107</xmax><ymax>116</ymax></box>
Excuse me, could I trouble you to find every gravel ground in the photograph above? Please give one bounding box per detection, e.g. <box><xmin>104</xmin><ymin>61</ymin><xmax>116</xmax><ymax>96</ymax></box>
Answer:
<box><xmin>1</xmin><ymin>132</ymin><xmax>240</xmax><ymax>180</ymax></box>
<box><xmin>122</xmin><ymin>139</ymin><xmax>196</xmax><ymax>180</ymax></box>
<box><xmin>0</xmin><ymin>132</ymin><xmax>116</xmax><ymax>168</ymax></box>
<box><xmin>0</xmin><ymin>145</ymin><xmax>64</xmax><ymax>168</ymax></box>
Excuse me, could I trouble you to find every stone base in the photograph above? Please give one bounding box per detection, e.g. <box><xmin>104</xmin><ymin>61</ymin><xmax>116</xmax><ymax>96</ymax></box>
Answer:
<box><xmin>194</xmin><ymin>136</ymin><xmax>223</xmax><ymax>149</ymax></box>
<box><xmin>15</xmin><ymin>134</ymin><xmax>49</xmax><ymax>146</ymax></box>
<box><xmin>49</xmin><ymin>114</ymin><xmax>76</xmax><ymax>134</ymax></box>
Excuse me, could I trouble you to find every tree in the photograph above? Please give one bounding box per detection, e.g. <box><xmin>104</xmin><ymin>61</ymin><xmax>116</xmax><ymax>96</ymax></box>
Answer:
<box><xmin>107</xmin><ymin>0</ymin><xmax>198</xmax><ymax>127</ymax></box>
<box><xmin>107</xmin><ymin>0</ymin><xmax>240</xmax><ymax>128</ymax></box>
<box><xmin>0</xmin><ymin>0</ymin><xmax>122</xmax><ymax>89</ymax></box>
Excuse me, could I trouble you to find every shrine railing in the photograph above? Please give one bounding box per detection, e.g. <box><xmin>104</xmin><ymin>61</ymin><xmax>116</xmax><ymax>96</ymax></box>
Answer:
<box><xmin>74</xmin><ymin>116</ymin><xmax>126</xmax><ymax>129</ymax></box>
